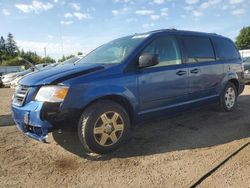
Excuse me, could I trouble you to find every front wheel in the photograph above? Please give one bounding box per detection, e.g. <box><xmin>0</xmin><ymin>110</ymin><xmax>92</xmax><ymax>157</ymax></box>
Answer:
<box><xmin>78</xmin><ymin>100</ymin><xmax>130</xmax><ymax>154</ymax></box>
<box><xmin>219</xmin><ymin>82</ymin><xmax>238</xmax><ymax>112</ymax></box>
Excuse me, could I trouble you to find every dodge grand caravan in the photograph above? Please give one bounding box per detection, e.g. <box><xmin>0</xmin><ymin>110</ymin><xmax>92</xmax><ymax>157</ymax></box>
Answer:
<box><xmin>12</xmin><ymin>29</ymin><xmax>245</xmax><ymax>154</ymax></box>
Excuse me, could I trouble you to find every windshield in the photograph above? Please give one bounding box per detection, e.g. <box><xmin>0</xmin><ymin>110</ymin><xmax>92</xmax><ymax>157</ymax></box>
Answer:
<box><xmin>62</xmin><ymin>57</ymin><xmax>81</xmax><ymax>64</ymax></box>
<box><xmin>78</xmin><ymin>36</ymin><xmax>145</xmax><ymax>64</ymax></box>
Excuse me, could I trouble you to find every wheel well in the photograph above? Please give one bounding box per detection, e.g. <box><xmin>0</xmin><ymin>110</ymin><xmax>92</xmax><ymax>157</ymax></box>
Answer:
<box><xmin>228</xmin><ymin>79</ymin><xmax>239</xmax><ymax>93</ymax></box>
<box><xmin>83</xmin><ymin>95</ymin><xmax>135</xmax><ymax>124</ymax></box>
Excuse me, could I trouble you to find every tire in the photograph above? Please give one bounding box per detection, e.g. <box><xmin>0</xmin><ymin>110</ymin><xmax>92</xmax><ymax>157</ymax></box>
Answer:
<box><xmin>78</xmin><ymin>100</ymin><xmax>130</xmax><ymax>154</ymax></box>
<box><xmin>219</xmin><ymin>82</ymin><xmax>238</xmax><ymax>112</ymax></box>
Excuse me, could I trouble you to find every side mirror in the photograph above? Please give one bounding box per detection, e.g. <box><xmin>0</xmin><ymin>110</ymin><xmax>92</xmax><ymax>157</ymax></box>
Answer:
<box><xmin>138</xmin><ymin>53</ymin><xmax>159</xmax><ymax>68</ymax></box>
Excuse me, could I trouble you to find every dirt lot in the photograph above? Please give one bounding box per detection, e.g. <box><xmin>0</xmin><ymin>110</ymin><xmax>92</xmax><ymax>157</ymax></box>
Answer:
<box><xmin>0</xmin><ymin>86</ymin><xmax>249</xmax><ymax>188</ymax></box>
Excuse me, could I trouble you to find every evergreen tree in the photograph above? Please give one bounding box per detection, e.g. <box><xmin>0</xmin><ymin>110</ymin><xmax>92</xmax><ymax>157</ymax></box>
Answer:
<box><xmin>0</xmin><ymin>36</ymin><xmax>6</xmax><ymax>64</ymax></box>
<box><xmin>5</xmin><ymin>33</ymin><xmax>18</xmax><ymax>56</ymax></box>
<box><xmin>0</xmin><ymin>36</ymin><xmax>6</xmax><ymax>52</ymax></box>
<box><xmin>20</xmin><ymin>49</ymin><xmax>25</xmax><ymax>57</ymax></box>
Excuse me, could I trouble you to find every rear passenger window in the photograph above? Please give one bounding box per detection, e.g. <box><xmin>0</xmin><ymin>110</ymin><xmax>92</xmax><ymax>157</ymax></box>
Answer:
<box><xmin>212</xmin><ymin>37</ymin><xmax>240</xmax><ymax>60</ymax></box>
<box><xmin>182</xmin><ymin>36</ymin><xmax>215</xmax><ymax>63</ymax></box>
<box><xmin>142</xmin><ymin>36</ymin><xmax>182</xmax><ymax>67</ymax></box>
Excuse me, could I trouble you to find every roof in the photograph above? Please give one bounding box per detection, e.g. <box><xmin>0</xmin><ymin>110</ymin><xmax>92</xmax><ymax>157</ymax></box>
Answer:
<box><xmin>138</xmin><ymin>29</ymin><xmax>224</xmax><ymax>38</ymax></box>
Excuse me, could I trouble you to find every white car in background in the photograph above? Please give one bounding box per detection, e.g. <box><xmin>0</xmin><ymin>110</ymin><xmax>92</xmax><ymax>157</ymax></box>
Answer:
<box><xmin>9</xmin><ymin>63</ymin><xmax>57</xmax><ymax>88</ymax></box>
<box><xmin>9</xmin><ymin>56</ymin><xmax>84</xmax><ymax>88</ymax></box>
<box><xmin>10</xmin><ymin>75</ymin><xmax>24</xmax><ymax>88</ymax></box>
<box><xmin>2</xmin><ymin>64</ymin><xmax>48</xmax><ymax>87</ymax></box>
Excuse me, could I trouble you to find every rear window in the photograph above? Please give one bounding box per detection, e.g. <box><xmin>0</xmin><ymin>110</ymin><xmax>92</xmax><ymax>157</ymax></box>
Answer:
<box><xmin>212</xmin><ymin>37</ymin><xmax>240</xmax><ymax>60</ymax></box>
<box><xmin>243</xmin><ymin>57</ymin><xmax>250</xmax><ymax>63</ymax></box>
<box><xmin>182</xmin><ymin>36</ymin><xmax>215</xmax><ymax>63</ymax></box>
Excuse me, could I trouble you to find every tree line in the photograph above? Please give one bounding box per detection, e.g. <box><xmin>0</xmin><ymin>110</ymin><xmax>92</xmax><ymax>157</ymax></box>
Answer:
<box><xmin>0</xmin><ymin>33</ymin><xmax>57</xmax><ymax>66</ymax></box>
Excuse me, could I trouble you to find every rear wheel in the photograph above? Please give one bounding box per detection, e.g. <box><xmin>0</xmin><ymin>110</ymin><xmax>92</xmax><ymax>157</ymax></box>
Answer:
<box><xmin>78</xmin><ymin>100</ymin><xmax>130</xmax><ymax>154</ymax></box>
<box><xmin>219</xmin><ymin>82</ymin><xmax>238</xmax><ymax>112</ymax></box>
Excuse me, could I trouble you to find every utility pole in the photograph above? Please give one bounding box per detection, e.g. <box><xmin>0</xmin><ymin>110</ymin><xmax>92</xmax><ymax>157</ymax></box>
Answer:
<box><xmin>44</xmin><ymin>47</ymin><xmax>47</xmax><ymax>57</ymax></box>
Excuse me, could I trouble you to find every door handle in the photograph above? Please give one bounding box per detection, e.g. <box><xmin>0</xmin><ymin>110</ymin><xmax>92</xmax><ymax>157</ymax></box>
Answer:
<box><xmin>176</xmin><ymin>70</ymin><xmax>187</xmax><ymax>76</ymax></box>
<box><xmin>190</xmin><ymin>68</ymin><xmax>199</xmax><ymax>74</ymax></box>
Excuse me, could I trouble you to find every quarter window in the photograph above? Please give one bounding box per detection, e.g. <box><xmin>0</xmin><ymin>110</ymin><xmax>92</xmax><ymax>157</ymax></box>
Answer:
<box><xmin>142</xmin><ymin>36</ymin><xmax>182</xmax><ymax>67</ymax></box>
<box><xmin>212</xmin><ymin>37</ymin><xmax>240</xmax><ymax>60</ymax></box>
<box><xmin>182</xmin><ymin>36</ymin><xmax>215</xmax><ymax>63</ymax></box>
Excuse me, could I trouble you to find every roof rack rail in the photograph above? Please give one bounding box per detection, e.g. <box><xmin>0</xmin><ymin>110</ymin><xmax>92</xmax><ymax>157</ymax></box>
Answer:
<box><xmin>134</xmin><ymin>29</ymin><xmax>220</xmax><ymax>37</ymax></box>
<box><xmin>151</xmin><ymin>28</ymin><xmax>178</xmax><ymax>33</ymax></box>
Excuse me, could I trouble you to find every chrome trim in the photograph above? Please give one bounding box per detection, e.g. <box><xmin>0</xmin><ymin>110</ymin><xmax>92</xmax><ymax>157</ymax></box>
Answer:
<box><xmin>12</xmin><ymin>85</ymin><xmax>29</xmax><ymax>106</ymax></box>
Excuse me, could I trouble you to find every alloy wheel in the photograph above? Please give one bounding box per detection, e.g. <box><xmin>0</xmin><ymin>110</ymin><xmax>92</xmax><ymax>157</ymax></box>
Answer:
<box><xmin>224</xmin><ymin>87</ymin><xmax>236</xmax><ymax>110</ymax></box>
<box><xmin>93</xmin><ymin>111</ymin><xmax>124</xmax><ymax>146</ymax></box>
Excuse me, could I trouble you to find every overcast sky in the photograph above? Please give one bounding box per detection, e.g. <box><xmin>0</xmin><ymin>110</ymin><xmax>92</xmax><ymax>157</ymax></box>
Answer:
<box><xmin>0</xmin><ymin>0</ymin><xmax>249</xmax><ymax>59</ymax></box>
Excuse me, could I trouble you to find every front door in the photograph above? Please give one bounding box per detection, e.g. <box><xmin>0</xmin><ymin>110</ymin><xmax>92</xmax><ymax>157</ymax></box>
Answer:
<box><xmin>137</xmin><ymin>35</ymin><xmax>189</xmax><ymax>114</ymax></box>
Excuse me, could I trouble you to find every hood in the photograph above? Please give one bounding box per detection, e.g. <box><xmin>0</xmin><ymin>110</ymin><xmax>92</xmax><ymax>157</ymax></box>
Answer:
<box><xmin>19</xmin><ymin>63</ymin><xmax>104</xmax><ymax>86</ymax></box>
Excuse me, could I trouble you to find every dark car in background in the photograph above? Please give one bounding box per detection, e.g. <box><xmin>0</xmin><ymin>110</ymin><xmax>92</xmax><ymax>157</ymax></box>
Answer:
<box><xmin>12</xmin><ymin>29</ymin><xmax>245</xmax><ymax>154</ymax></box>
<box><xmin>0</xmin><ymin>73</ymin><xmax>3</xmax><ymax>87</ymax></box>
<box><xmin>243</xmin><ymin>57</ymin><xmax>250</xmax><ymax>84</ymax></box>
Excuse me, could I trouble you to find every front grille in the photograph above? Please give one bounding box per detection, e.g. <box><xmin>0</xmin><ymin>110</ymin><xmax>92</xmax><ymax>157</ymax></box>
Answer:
<box><xmin>12</xmin><ymin>85</ymin><xmax>29</xmax><ymax>106</ymax></box>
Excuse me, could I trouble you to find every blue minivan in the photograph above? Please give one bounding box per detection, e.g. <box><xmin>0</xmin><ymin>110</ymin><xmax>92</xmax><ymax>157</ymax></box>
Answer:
<box><xmin>12</xmin><ymin>29</ymin><xmax>245</xmax><ymax>154</ymax></box>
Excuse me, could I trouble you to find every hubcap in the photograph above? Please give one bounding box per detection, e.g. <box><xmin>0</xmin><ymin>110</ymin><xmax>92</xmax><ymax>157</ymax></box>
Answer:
<box><xmin>225</xmin><ymin>87</ymin><xmax>236</xmax><ymax>109</ymax></box>
<box><xmin>93</xmin><ymin>111</ymin><xmax>124</xmax><ymax>146</ymax></box>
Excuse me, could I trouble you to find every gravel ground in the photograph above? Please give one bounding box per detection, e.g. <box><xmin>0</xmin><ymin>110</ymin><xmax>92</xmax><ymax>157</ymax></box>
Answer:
<box><xmin>0</xmin><ymin>86</ymin><xmax>249</xmax><ymax>188</ymax></box>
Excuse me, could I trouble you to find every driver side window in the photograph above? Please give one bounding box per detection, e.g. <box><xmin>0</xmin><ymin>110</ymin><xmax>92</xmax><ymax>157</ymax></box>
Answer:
<box><xmin>142</xmin><ymin>36</ymin><xmax>182</xmax><ymax>67</ymax></box>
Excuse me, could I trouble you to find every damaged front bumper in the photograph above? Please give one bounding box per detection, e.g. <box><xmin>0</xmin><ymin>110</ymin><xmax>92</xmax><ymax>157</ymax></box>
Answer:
<box><xmin>12</xmin><ymin>101</ymin><xmax>53</xmax><ymax>142</ymax></box>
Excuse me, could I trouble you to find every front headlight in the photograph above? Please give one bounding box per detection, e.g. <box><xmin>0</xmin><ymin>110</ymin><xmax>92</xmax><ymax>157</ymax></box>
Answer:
<box><xmin>35</xmin><ymin>85</ymin><xmax>69</xmax><ymax>102</ymax></box>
